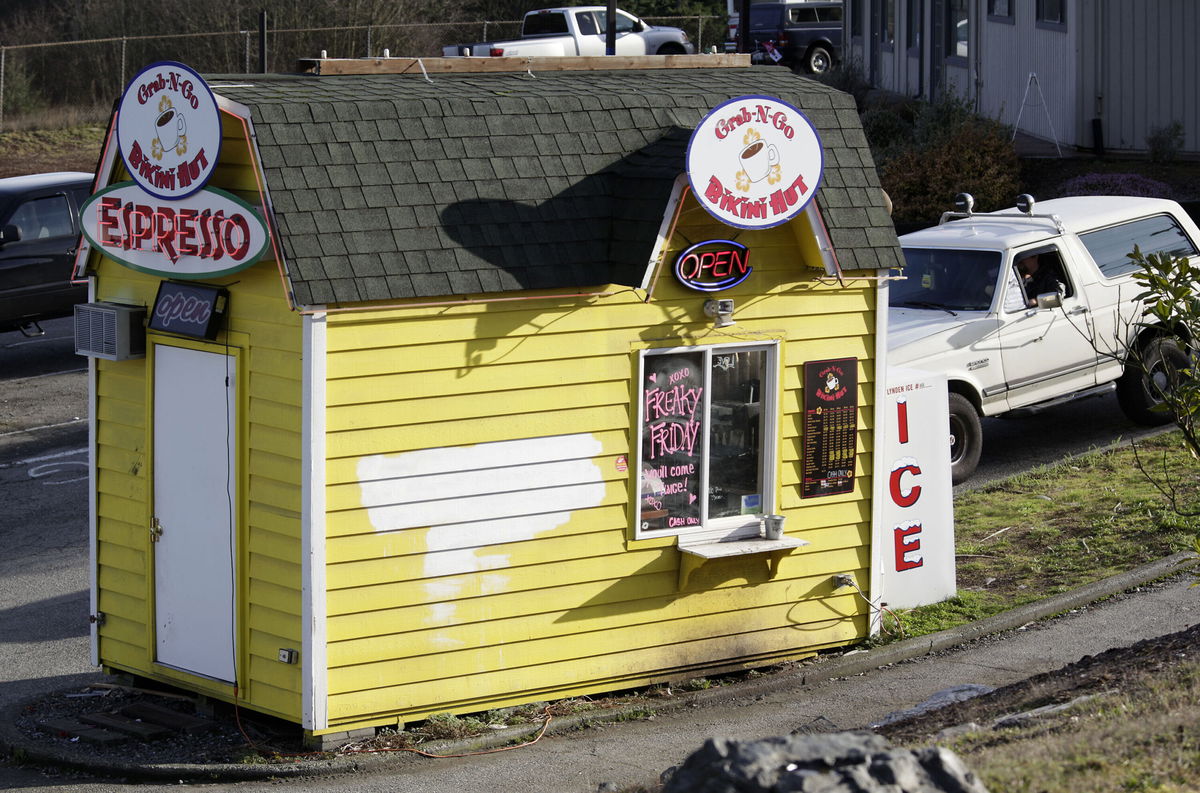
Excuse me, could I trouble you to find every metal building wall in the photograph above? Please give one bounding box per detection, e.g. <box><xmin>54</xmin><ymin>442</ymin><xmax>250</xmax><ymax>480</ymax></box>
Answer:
<box><xmin>975</xmin><ymin>0</ymin><xmax>1078</xmax><ymax>149</ymax></box>
<box><xmin>1081</xmin><ymin>1</ymin><xmax>1199</xmax><ymax>155</ymax></box>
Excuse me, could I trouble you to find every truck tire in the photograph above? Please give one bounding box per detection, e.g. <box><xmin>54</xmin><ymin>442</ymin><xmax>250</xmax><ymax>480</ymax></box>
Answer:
<box><xmin>805</xmin><ymin>44</ymin><xmax>833</xmax><ymax>74</ymax></box>
<box><xmin>948</xmin><ymin>392</ymin><xmax>982</xmax><ymax>485</ymax></box>
<box><xmin>1116</xmin><ymin>336</ymin><xmax>1189</xmax><ymax>425</ymax></box>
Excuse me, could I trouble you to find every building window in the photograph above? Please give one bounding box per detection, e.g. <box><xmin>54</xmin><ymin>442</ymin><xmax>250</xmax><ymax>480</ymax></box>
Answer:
<box><xmin>987</xmin><ymin>0</ymin><xmax>1014</xmax><ymax>23</ymax></box>
<box><xmin>636</xmin><ymin>343</ymin><xmax>778</xmax><ymax>539</ymax></box>
<box><xmin>906</xmin><ymin>0</ymin><xmax>922</xmax><ymax>51</ymax></box>
<box><xmin>1036</xmin><ymin>0</ymin><xmax>1066</xmax><ymax>27</ymax></box>
<box><xmin>882</xmin><ymin>1</ymin><xmax>895</xmax><ymax>48</ymax></box>
<box><xmin>946</xmin><ymin>0</ymin><xmax>968</xmax><ymax>59</ymax></box>
<box><xmin>849</xmin><ymin>0</ymin><xmax>865</xmax><ymax>39</ymax></box>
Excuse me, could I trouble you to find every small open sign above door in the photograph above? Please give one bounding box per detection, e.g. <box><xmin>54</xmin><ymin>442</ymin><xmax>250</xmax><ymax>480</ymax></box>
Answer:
<box><xmin>148</xmin><ymin>281</ymin><xmax>228</xmax><ymax>340</ymax></box>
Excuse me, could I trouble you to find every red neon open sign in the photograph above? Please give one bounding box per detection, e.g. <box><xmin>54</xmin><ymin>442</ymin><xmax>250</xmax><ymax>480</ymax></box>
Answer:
<box><xmin>673</xmin><ymin>240</ymin><xmax>751</xmax><ymax>292</ymax></box>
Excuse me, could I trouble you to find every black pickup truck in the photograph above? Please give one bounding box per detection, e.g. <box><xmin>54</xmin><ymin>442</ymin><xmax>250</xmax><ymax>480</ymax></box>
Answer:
<box><xmin>0</xmin><ymin>172</ymin><xmax>93</xmax><ymax>334</ymax></box>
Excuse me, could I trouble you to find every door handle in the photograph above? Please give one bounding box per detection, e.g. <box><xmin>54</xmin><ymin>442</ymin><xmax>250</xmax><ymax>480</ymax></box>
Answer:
<box><xmin>1068</xmin><ymin>306</ymin><xmax>1088</xmax><ymax>316</ymax></box>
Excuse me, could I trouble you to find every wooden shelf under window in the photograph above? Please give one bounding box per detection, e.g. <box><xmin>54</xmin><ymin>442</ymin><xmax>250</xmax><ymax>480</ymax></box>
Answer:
<box><xmin>676</xmin><ymin>536</ymin><xmax>808</xmax><ymax>589</ymax></box>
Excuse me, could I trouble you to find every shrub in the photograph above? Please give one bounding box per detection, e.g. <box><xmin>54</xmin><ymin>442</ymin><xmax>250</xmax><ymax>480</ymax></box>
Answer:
<box><xmin>911</xmin><ymin>90</ymin><xmax>981</xmax><ymax>147</ymax></box>
<box><xmin>811</xmin><ymin>57</ymin><xmax>872</xmax><ymax>112</ymax></box>
<box><xmin>861</xmin><ymin>106</ymin><xmax>915</xmax><ymax>166</ymax></box>
<box><xmin>1146</xmin><ymin>121</ymin><xmax>1185</xmax><ymax>164</ymax></box>
<box><xmin>880</xmin><ymin>119</ymin><xmax>1020</xmax><ymax>225</ymax></box>
<box><xmin>1057</xmin><ymin>172</ymin><xmax>1173</xmax><ymax>199</ymax></box>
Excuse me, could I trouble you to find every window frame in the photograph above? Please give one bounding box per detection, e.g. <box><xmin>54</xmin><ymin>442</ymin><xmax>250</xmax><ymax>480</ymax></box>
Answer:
<box><xmin>986</xmin><ymin>0</ymin><xmax>1014</xmax><ymax>24</ymax></box>
<box><xmin>1004</xmin><ymin>245</ymin><xmax>1074</xmax><ymax>313</ymax></box>
<box><xmin>945</xmin><ymin>0</ymin><xmax>969</xmax><ymax>64</ymax></box>
<box><xmin>906</xmin><ymin>0</ymin><xmax>922</xmax><ymax>54</ymax></box>
<box><xmin>881</xmin><ymin>0</ymin><xmax>895</xmax><ymax>50</ymax></box>
<box><xmin>634</xmin><ymin>341</ymin><xmax>780</xmax><ymax>542</ymax></box>
<box><xmin>1035</xmin><ymin>0</ymin><xmax>1066</xmax><ymax>31</ymax></box>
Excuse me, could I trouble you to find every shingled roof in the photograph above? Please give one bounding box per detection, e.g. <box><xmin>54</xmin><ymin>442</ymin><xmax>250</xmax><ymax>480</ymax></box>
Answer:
<box><xmin>208</xmin><ymin>67</ymin><xmax>901</xmax><ymax>307</ymax></box>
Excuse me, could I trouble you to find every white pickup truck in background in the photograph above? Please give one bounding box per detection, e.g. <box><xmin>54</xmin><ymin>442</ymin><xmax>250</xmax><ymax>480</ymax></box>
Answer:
<box><xmin>444</xmin><ymin>6</ymin><xmax>696</xmax><ymax>57</ymax></box>
<box><xmin>888</xmin><ymin>194</ymin><xmax>1200</xmax><ymax>484</ymax></box>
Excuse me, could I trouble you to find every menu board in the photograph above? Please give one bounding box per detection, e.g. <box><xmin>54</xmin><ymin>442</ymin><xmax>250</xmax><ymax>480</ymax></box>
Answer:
<box><xmin>801</xmin><ymin>357</ymin><xmax>858</xmax><ymax>498</ymax></box>
<box><xmin>639</xmin><ymin>351</ymin><xmax>705</xmax><ymax>532</ymax></box>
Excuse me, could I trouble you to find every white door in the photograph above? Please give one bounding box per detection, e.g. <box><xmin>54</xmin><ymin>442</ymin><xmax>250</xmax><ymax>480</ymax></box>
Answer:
<box><xmin>153</xmin><ymin>343</ymin><xmax>237</xmax><ymax>682</ymax></box>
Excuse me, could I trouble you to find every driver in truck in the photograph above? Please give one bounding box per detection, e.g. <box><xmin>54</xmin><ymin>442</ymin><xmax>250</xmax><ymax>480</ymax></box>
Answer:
<box><xmin>1016</xmin><ymin>252</ymin><xmax>1064</xmax><ymax>306</ymax></box>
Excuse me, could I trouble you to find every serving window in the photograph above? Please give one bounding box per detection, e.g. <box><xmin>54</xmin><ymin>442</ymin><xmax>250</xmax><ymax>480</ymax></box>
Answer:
<box><xmin>636</xmin><ymin>343</ymin><xmax>778</xmax><ymax>540</ymax></box>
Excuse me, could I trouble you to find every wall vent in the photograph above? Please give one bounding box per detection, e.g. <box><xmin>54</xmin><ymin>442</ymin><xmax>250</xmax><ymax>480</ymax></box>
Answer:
<box><xmin>74</xmin><ymin>302</ymin><xmax>146</xmax><ymax>360</ymax></box>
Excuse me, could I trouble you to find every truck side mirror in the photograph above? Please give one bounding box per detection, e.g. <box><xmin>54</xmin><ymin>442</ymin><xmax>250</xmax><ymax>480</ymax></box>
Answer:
<box><xmin>0</xmin><ymin>223</ymin><xmax>22</xmax><ymax>245</ymax></box>
<box><xmin>1036</xmin><ymin>292</ymin><xmax>1062</xmax><ymax>310</ymax></box>
<box><xmin>633</xmin><ymin>20</ymin><xmax>645</xmax><ymax>32</ymax></box>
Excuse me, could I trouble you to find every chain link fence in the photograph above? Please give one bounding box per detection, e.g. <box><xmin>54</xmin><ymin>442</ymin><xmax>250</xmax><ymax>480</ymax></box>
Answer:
<box><xmin>1</xmin><ymin>15</ymin><xmax>725</xmax><ymax>127</ymax></box>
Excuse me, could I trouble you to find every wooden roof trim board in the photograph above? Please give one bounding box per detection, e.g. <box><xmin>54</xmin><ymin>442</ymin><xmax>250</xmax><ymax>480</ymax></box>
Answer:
<box><xmin>296</xmin><ymin>54</ymin><xmax>751</xmax><ymax>76</ymax></box>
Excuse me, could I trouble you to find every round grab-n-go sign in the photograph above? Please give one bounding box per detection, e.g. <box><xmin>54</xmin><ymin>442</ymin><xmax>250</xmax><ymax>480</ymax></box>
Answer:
<box><xmin>116</xmin><ymin>61</ymin><xmax>222</xmax><ymax>200</ymax></box>
<box><xmin>686</xmin><ymin>95</ymin><xmax>824</xmax><ymax>230</ymax></box>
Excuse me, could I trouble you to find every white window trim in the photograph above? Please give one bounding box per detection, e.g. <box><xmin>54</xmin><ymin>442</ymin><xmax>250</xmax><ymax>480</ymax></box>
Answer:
<box><xmin>633</xmin><ymin>340</ymin><xmax>780</xmax><ymax>542</ymax></box>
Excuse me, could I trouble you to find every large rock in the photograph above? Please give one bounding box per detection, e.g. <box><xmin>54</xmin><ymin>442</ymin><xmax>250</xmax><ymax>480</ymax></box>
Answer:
<box><xmin>661</xmin><ymin>731</ymin><xmax>989</xmax><ymax>793</ymax></box>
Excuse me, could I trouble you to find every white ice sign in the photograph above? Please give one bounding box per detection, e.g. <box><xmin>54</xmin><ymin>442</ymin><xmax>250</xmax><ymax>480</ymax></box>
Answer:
<box><xmin>875</xmin><ymin>368</ymin><xmax>956</xmax><ymax>611</ymax></box>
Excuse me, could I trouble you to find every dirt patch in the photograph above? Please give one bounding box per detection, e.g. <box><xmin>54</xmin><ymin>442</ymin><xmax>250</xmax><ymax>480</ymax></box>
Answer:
<box><xmin>877</xmin><ymin>619</ymin><xmax>1200</xmax><ymax>745</ymax></box>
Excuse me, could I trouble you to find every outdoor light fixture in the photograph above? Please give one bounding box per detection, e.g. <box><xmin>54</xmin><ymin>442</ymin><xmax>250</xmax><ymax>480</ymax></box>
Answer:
<box><xmin>703</xmin><ymin>298</ymin><xmax>736</xmax><ymax>328</ymax></box>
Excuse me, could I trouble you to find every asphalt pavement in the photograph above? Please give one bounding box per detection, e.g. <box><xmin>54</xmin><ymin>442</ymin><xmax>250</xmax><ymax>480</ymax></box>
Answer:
<box><xmin>1</xmin><ymin>552</ymin><xmax>1196</xmax><ymax>792</ymax></box>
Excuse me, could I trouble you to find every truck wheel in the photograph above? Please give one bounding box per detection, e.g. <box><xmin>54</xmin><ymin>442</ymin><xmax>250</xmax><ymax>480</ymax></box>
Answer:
<box><xmin>805</xmin><ymin>45</ymin><xmax>833</xmax><ymax>74</ymax></box>
<box><xmin>1116</xmin><ymin>336</ymin><xmax>1189</xmax><ymax>425</ymax></box>
<box><xmin>948</xmin><ymin>392</ymin><xmax>982</xmax><ymax>485</ymax></box>
<box><xmin>656</xmin><ymin>43</ymin><xmax>687</xmax><ymax>55</ymax></box>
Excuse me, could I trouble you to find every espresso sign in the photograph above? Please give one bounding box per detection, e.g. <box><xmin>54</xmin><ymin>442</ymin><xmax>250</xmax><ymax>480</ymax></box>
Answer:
<box><xmin>674</xmin><ymin>240</ymin><xmax>751</xmax><ymax>292</ymax></box>
<box><xmin>116</xmin><ymin>61</ymin><xmax>221</xmax><ymax>200</ymax></box>
<box><xmin>80</xmin><ymin>182</ymin><xmax>269</xmax><ymax>279</ymax></box>
<box><xmin>686</xmin><ymin>95</ymin><xmax>823</xmax><ymax>230</ymax></box>
<box><xmin>148</xmin><ymin>281</ymin><xmax>228</xmax><ymax>340</ymax></box>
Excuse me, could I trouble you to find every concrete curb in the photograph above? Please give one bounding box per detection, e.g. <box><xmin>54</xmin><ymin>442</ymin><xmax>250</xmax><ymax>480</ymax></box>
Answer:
<box><xmin>2</xmin><ymin>551</ymin><xmax>1194</xmax><ymax>782</ymax></box>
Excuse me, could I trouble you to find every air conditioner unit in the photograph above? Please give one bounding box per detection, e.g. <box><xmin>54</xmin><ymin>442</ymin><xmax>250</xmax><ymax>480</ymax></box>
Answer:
<box><xmin>74</xmin><ymin>302</ymin><xmax>146</xmax><ymax>360</ymax></box>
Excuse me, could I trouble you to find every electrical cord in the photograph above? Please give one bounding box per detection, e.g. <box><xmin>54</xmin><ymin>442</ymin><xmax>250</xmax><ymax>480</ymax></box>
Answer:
<box><xmin>846</xmin><ymin>579</ymin><xmax>906</xmax><ymax>639</ymax></box>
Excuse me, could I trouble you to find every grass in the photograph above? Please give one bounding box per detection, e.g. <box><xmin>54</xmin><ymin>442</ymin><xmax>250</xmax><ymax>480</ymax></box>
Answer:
<box><xmin>0</xmin><ymin>117</ymin><xmax>107</xmax><ymax>178</ymax></box>
<box><xmin>883</xmin><ymin>431</ymin><xmax>1200</xmax><ymax>640</ymax></box>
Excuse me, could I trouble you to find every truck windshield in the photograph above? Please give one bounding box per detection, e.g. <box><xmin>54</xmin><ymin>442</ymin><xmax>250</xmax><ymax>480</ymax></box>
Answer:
<box><xmin>891</xmin><ymin>248</ymin><xmax>1002</xmax><ymax>312</ymax></box>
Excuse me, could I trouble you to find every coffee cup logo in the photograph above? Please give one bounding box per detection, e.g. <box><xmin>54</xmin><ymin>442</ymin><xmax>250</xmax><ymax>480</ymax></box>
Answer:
<box><xmin>737</xmin><ymin>139</ymin><xmax>779</xmax><ymax>184</ymax></box>
<box><xmin>151</xmin><ymin>97</ymin><xmax>187</xmax><ymax>160</ymax></box>
<box><xmin>733</xmin><ymin>130</ymin><xmax>782</xmax><ymax>192</ymax></box>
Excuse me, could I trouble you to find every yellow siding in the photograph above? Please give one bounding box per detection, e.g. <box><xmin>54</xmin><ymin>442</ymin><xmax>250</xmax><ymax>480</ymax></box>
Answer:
<box><xmin>91</xmin><ymin>108</ymin><xmax>304</xmax><ymax>722</ymax></box>
<box><xmin>322</xmin><ymin>192</ymin><xmax>881</xmax><ymax>727</ymax></box>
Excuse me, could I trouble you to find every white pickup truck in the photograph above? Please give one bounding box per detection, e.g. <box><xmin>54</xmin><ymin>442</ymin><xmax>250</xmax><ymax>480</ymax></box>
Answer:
<box><xmin>889</xmin><ymin>194</ymin><xmax>1200</xmax><ymax>483</ymax></box>
<box><xmin>444</xmin><ymin>6</ymin><xmax>695</xmax><ymax>57</ymax></box>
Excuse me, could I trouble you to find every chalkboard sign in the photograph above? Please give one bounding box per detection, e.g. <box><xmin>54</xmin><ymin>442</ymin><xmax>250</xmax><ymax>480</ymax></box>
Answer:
<box><xmin>148</xmin><ymin>281</ymin><xmax>228</xmax><ymax>340</ymax></box>
<box><xmin>639</xmin><ymin>351</ymin><xmax>705</xmax><ymax>532</ymax></box>
<box><xmin>801</xmin><ymin>357</ymin><xmax>858</xmax><ymax>498</ymax></box>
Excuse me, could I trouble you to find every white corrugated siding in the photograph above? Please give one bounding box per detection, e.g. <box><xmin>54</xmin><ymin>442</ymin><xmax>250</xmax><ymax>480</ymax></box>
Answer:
<box><xmin>1089</xmin><ymin>0</ymin><xmax>1200</xmax><ymax>153</ymax></box>
<box><xmin>976</xmin><ymin>2</ymin><xmax>1077</xmax><ymax>147</ymax></box>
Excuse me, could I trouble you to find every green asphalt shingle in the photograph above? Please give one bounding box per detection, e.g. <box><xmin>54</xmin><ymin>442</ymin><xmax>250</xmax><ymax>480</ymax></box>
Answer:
<box><xmin>209</xmin><ymin>67</ymin><xmax>901</xmax><ymax>306</ymax></box>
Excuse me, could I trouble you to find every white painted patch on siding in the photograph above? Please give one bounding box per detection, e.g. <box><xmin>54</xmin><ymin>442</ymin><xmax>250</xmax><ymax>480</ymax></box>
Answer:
<box><xmin>357</xmin><ymin>433</ymin><xmax>606</xmax><ymax>628</ymax></box>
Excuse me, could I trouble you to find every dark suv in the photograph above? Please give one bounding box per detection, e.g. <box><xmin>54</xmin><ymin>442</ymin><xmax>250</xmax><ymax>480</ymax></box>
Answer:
<box><xmin>0</xmin><ymin>172</ymin><xmax>92</xmax><ymax>334</ymax></box>
<box><xmin>747</xmin><ymin>0</ymin><xmax>842</xmax><ymax>74</ymax></box>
